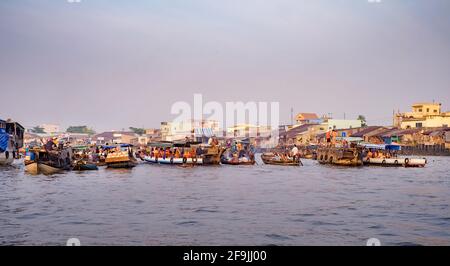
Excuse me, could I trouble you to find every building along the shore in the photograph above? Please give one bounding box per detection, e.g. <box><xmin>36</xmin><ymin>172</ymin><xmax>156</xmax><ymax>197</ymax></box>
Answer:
<box><xmin>160</xmin><ymin>119</ymin><xmax>221</xmax><ymax>142</ymax></box>
<box><xmin>92</xmin><ymin>131</ymin><xmax>137</xmax><ymax>145</ymax></box>
<box><xmin>394</xmin><ymin>102</ymin><xmax>450</xmax><ymax>129</ymax></box>
<box><xmin>39</xmin><ymin>124</ymin><xmax>60</xmax><ymax>134</ymax></box>
<box><xmin>295</xmin><ymin>113</ymin><xmax>322</xmax><ymax>125</ymax></box>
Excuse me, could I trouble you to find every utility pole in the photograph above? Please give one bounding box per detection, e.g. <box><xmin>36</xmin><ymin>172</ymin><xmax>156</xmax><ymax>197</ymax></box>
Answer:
<box><xmin>290</xmin><ymin>107</ymin><xmax>294</xmax><ymax>125</ymax></box>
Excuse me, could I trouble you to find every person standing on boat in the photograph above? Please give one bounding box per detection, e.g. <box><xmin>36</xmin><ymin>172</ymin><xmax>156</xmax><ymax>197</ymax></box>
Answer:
<box><xmin>291</xmin><ymin>144</ymin><xmax>299</xmax><ymax>160</ymax></box>
<box><xmin>326</xmin><ymin>130</ymin><xmax>331</xmax><ymax>146</ymax></box>
<box><xmin>332</xmin><ymin>130</ymin><xmax>338</xmax><ymax>146</ymax></box>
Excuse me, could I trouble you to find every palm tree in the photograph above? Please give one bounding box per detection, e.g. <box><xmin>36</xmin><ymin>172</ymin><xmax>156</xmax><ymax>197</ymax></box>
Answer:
<box><xmin>357</xmin><ymin>115</ymin><xmax>367</xmax><ymax>127</ymax></box>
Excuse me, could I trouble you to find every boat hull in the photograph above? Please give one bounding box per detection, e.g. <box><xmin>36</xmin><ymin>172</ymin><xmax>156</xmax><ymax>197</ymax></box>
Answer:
<box><xmin>0</xmin><ymin>151</ymin><xmax>14</xmax><ymax>166</ymax></box>
<box><xmin>38</xmin><ymin>163</ymin><xmax>64</xmax><ymax>175</ymax></box>
<box><xmin>143</xmin><ymin>156</ymin><xmax>203</xmax><ymax>165</ymax></box>
<box><xmin>261</xmin><ymin>154</ymin><xmax>300</xmax><ymax>166</ymax></box>
<box><xmin>106</xmin><ymin>161</ymin><xmax>137</xmax><ymax>169</ymax></box>
<box><xmin>364</xmin><ymin>157</ymin><xmax>426</xmax><ymax>167</ymax></box>
<box><xmin>73</xmin><ymin>163</ymin><xmax>99</xmax><ymax>171</ymax></box>
<box><xmin>220</xmin><ymin>159</ymin><xmax>255</xmax><ymax>165</ymax></box>
<box><xmin>316</xmin><ymin>147</ymin><xmax>363</xmax><ymax>166</ymax></box>
<box><xmin>25</xmin><ymin>162</ymin><xmax>39</xmax><ymax>174</ymax></box>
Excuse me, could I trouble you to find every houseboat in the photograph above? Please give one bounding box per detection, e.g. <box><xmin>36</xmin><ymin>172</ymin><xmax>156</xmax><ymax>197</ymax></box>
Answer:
<box><xmin>0</xmin><ymin>119</ymin><xmax>24</xmax><ymax>166</ymax></box>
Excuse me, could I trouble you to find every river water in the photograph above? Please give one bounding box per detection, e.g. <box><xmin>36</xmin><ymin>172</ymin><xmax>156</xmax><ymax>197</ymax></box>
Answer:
<box><xmin>1</xmin><ymin>156</ymin><xmax>449</xmax><ymax>246</ymax></box>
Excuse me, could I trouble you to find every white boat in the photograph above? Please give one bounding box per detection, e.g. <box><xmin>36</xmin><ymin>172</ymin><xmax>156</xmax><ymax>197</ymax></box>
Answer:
<box><xmin>143</xmin><ymin>156</ymin><xmax>203</xmax><ymax>165</ymax></box>
<box><xmin>363</xmin><ymin>157</ymin><xmax>427</xmax><ymax>167</ymax></box>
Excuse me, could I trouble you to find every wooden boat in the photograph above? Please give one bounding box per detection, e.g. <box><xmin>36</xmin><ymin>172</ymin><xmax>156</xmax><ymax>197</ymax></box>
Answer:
<box><xmin>316</xmin><ymin>147</ymin><xmax>363</xmax><ymax>166</ymax></box>
<box><xmin>24</xmin><ymin>148</ymin><xmax>72</xmax><ymax>175</ymax></box>
<box><xmin>71</xmin><ymin>146</ymin><xmax>99</xmax><ymax>171</ymax></box>
<box><xmin>261</xmin><ymin>152</ymin><xmax>301</xmax><ymax>166</ymax></box>
<box><xmin>197</xmin><ymin>144</ymin><xmax>225</xmax><ymax>165</ymax></box>
<box><xmin>105</xmin><ymin>144</ymin><xmax>137</xmax><ymax>169</ymax></box>
<box><xmin>24</xmin><ymin>161</ymin><xmax>38</xmax><ymax>175</ymax></box>
<box><xmin>220</xmin><ymin>158</ymin><xmax>255</xmax><ymax>165</ymax></box>
<box><xmin>220</xmin><ymin>147</ymin><xmax>256</xmax><ymax>165</ymax></box>
<box><xmin>72</xmin><ymin>160</ymin><xmax>99</xmax><ymax>171</ymax></box>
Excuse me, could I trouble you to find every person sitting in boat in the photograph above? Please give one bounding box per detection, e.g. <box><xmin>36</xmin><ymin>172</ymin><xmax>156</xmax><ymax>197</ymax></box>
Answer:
<box><xmin>165</xmin><ymin>148</ymin><xmax>171</xmax><ymax>159</ymax></box>
<box><xmin>196</xmin><ymin>146</ymin><xmax>203</xmax><ymax>156</ymax></box>
<box><xmin>173</xmin><ymin>148</ymin><xmax>179</xmax><ymax>158</ymax></box>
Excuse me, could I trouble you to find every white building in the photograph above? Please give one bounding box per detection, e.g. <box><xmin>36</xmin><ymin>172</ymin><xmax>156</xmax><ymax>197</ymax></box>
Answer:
<box><xmin>324</xmin><ymin>119</ymin><xmax>362</xmax><ymax>130</ymax></box>
<box><xmin>39</xmin><ymin>124</ymin><xmax>60</xmax><ymax>134</ymax></box>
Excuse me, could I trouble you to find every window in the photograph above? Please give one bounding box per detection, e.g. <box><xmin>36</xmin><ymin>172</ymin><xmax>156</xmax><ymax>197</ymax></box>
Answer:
<box><xmin>418</xmin><ymin>109</ymin><xmax>422</xmax><ymax>112</ymax></box>
<box><xmin>434</xmin><ymin>110</ymin><xmax>438</xmax><ymax>113</ymax></box>
<box><xmin>427</xmin><ymin>108</ymin><xmax>430</xmax><ymax>112</ymax></box>
<box><xmin>416</xmin><ymin>122</ymin><xmax>423</xmax><ymax>128</ymax></box>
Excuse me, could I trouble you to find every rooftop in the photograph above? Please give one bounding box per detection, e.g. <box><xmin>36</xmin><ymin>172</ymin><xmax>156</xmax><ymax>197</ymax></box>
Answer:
<box><xmin>296</xmin><ymin>113</ymin><xmax>319</xmax><ymax>120</ymax></box>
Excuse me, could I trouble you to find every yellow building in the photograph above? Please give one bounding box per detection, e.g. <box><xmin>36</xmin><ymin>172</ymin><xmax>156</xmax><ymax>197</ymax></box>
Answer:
<box><xmin>394</xmin><ymin>102</ymin><xmax>450</xmax><ymax>129</ymax></box>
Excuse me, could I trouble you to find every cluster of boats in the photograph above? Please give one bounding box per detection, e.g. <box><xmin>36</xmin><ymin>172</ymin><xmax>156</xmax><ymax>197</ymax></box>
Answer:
<box><xmin>20</xmin><ymin>141</ymin><xmax>427</xmax><ymax>176</ymax></box>
<box><xmin>0</xmin><ymin>118</ymin><xmax>428</xmax><ymax>174</ymax></box>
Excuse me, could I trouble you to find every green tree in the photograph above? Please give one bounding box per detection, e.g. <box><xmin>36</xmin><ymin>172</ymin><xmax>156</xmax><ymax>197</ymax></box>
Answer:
<box><xmin>31</xmin><ymin>126</ymin><xmax>45</xmax><ymax>134</ymax></box>
<box><xmin>129</xmin><ymin>127</ymin><xmax>146</xmax><ymax>136</ymax></box>
<box><xmin>66</xmin><ymin>126</ymin><xmax>95</xmax><ymax>135</ymax></box>
<box><xmin>357</xmin><ymin>115</ymin><xmax>367</xmax><ymax>127</ymax></box>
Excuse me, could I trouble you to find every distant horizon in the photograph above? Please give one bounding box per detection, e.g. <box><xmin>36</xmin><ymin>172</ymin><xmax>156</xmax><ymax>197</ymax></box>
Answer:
<box><xmin>1</xmin><ymin>0</ymin><xmax>449</xmax><ymax>132</ymax></box>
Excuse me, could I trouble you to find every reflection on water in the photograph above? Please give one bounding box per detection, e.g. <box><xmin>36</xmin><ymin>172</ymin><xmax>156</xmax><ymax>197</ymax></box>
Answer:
<box><xmin>1</xmin><ymin>156</ymin><xmax>449</xmax><ymax>245</ymax></box>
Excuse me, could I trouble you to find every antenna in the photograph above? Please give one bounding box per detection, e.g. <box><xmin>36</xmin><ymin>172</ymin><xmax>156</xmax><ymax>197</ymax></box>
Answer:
<box><xmin>290</xmin><ymin>107</ymin><xmax>294</xmax><ymax>125</ymax></box>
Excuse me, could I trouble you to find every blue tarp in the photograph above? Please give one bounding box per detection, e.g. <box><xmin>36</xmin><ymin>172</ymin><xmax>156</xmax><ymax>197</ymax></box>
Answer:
<box><xmin>0</xmin><ymin>128</ymin><xmax>9</xmax><ymax>153</ymax></box>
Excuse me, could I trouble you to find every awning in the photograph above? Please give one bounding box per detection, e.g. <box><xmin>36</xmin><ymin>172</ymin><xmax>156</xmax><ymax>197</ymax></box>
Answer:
<box><xmin>194</xmin><ymin>128</ymin><xmax>214</xmax><ymax>137</ymax></box>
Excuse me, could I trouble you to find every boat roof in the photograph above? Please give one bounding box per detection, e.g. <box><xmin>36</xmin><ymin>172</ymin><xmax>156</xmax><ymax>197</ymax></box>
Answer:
<box><xmin>358</xmin><ymin>142</ymin><xmax>401</xmax><ymax>150</ymax></box>
<box><xmin>101</xmin><ymin>144</ymin><xmax>133</xmax><ymax>149</ymax></box>
<box><xmin>148</xmin><ymin>141</ymin><xmax>202</xmax><ymax>148</ymax></box>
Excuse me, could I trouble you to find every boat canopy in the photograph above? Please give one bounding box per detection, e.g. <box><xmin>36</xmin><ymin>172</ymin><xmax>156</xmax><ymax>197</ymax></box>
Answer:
<box><xmin>194</xmin><ymin>128</ymin><xmax>214</xmax><ymax>137</ymax></box>
<box><xmin>0</xmin><ymin>128</ymin><xmax>9</xmax><ymax>153</ymax></box>
<box><xmin>336</xmin><ymin>137</ymin><xmax>363</xmax><ymax>142</ymax></box>
<box><xmin>358</xmin><ymin>143</ymin><xmax>401</xmax><ymax>151</ymax></box>
<box><xmin>148</xmin><ymin>142</ymin><xmax>174</xmax><ymax>148</ymax></box>
<box><xmin>101</xmin><ymin>144</ymin><xmax>133</xmax><ymax>149</ymax></box>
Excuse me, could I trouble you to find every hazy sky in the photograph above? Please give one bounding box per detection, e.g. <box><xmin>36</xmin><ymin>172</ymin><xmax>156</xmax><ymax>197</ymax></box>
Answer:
<box><xmin>1</xmin><ymin>0</ymin><xmax>449</xmax><ymax>132</ymax></box>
